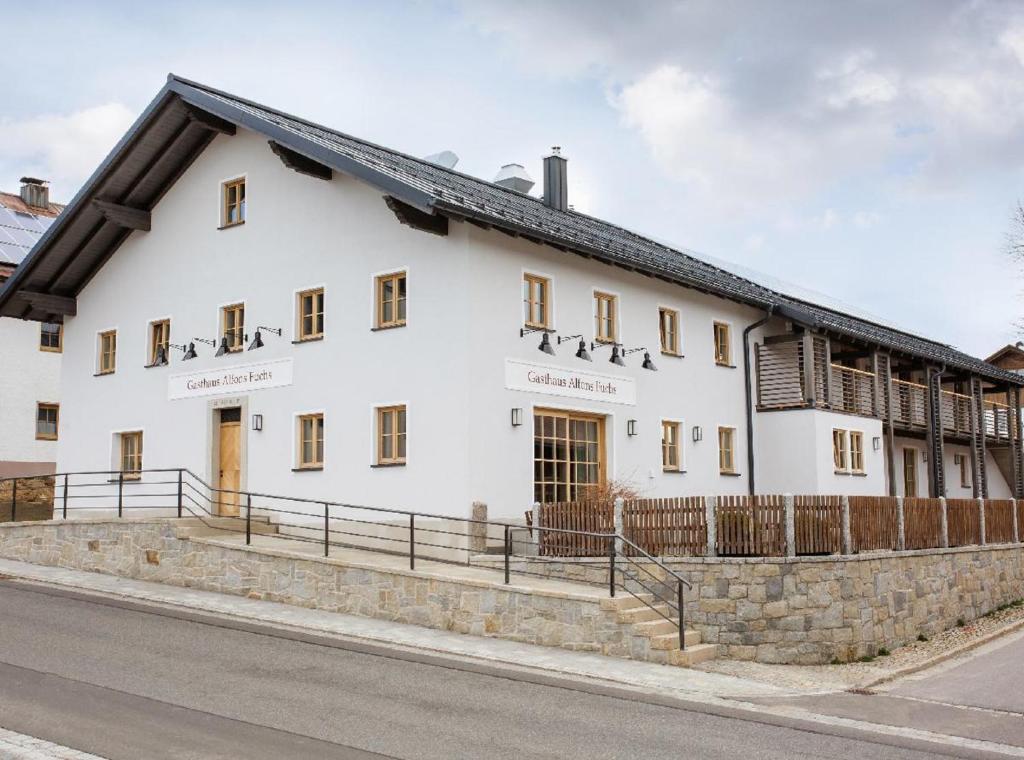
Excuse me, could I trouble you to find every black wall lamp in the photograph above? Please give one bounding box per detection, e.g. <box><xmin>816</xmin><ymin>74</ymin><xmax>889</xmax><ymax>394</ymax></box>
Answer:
<box><xmin>557</xmin><ymin>334</ymin><xmax>591</xmax><ymax>361</ymax></box>
<box><xmin>590</xmin><ymin>341</ymin><xmax>625</xmax><ymax>366</ymax></box>
<box><xmin>249</xmin><ymin>326</ymin><xmax>283</xmax><ymax>351</ymax></box>
<box><xmin>252</xmin><ymin>414</ymin><xmax>264</xmax><ymax>432</ymax></box>
<box><xmin>214</xmin><ymin>337</ymin><xmax>232</xmax><ymax>357</ymax></box>
<box><xmin>168</xmin><ymin>342</ymin><xmax>195</xmax><ymax>361</ymax></box>
<box><xmin>192</xmin><ymin>337</ymin><xmax>217</xmax><ymax>358</ymax></box>
<box><xmin>511</xmin><ymin>408</ymin><xmax>524</xmax><ymax>427</ymax></box>
<box><xmin>520</xmin><ymin>326</ymin><xmax>556</xmax><ymax>355</ymax></box>
<box><xmin>623</xmin><ymin>346</ymin><xmax>657</xmax><ymax>371</ymax></box>
<box><xmin>627</xmin><ymin>419</ymin><xmax>638</xmax><ymax>436</ymax></box>
<box><xmin>692</xmin><ymin>425</ymin><xmax>703</xmax><ymax>443</ymax></box>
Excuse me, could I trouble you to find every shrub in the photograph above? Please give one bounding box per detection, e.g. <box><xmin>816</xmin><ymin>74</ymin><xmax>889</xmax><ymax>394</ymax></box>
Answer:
<box><xmin>877</xmin><ymin>647</ymin><xmax>890</xmax><ymax>656</ymax></box>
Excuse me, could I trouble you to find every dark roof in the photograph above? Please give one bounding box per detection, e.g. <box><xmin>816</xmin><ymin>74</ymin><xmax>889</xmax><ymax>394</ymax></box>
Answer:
<box><xmin>0</xmin><ymin>192</ymin><xmax>62</xmax><ymax>268</ymax></box>
<box><xmin>0</xmin><ymin>74</ymin><xmax>1019</xmax><ymax>386</ymax></box>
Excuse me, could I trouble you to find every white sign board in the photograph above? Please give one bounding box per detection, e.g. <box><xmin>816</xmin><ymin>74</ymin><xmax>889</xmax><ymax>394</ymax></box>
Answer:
<box><xmin>169</xmin><ymin>358</ymin><xmax>294</xmax><ymax>400</ymax></box>
<box><xmin>504</xmin><ymin>358</ymin><xmax>637</xmax><ymax>406</ymax></box>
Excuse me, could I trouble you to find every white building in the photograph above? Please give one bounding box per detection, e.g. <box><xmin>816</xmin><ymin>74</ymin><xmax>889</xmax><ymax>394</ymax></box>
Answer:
<box><xmin>0</xmin><ymin>76</ymin><xmax>1020</xmax><ymax>520</ymax></box>
<box><xmin>0</xmin><ymin>180</ymin><xmax>62</xmax><ymax>477</ymax></box>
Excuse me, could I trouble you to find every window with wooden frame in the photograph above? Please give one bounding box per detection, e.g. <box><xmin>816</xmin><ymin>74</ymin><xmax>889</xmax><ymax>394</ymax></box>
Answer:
<box><xmin>98</xmin><ymin>330</ymin><xmax>117</xmax><ymax>374</ymax></box>
<box><xmin>594</xmin><ymin>291</ymin><xmax>617</xmax><ymax>343</ymax></box>
<box><xmin>713</xmin><ymin>321</ymin><xmax>731</xmax><ymax>366</ymax></box>
<box><xmin>903</xmin><ymin>448</ymin><xmax>917</xmax><ymax>497</ymax></box>
<box><xmin>833</xmin><ymin>429</ymin><xmax>849</xmax><ymax>471</ymax></box>
<box><xmin>149</xmin><ymin>319</ymin><xmax>170</xmax><ymax>365</ymax></box>
<box><xmin>718</xmin><ymin>426</ymin><xmax>736</xmax><ymax>474</ymax></box>
<box><xmin>376</xmin><ymin>405</ymin><xmax>407</xmax><ymax>465</ymax></box>
<box><xmin>662</xmin><ymin>420</ymin><xmax>682</xmax><ymax>471</ymax></box>
<box><xmin>523</xmin><ymin>274</ymin><xmax>550</xmax><ymax>329</ymax></box>
<box><xmin>534</xmin><ymin>409</ymin><xmax>605</xmax><ymax>503</ymax></box>
<box><xmin>297</xmin><ymin>288</ymin><xmax>324</xmax><ymax>341</ymax></box>
<box><xmin>849</xmin><ymin>431</ymin><xmax>864</xmax><ymax>473</ymax></box>
<box><xmin>376</xmin><ymin>272</ymin><xmax>407</xmax><ymax>329</ymax></box>
<box><xmin>659</xmin><ymin>308</ymin><xmax>680</xmax><ymax>356</ymax></box>
<box><xmin>120</xmin><ymin>431</ymin><xmax>143</xmax><ymax>479</ymax></box>
<box><xmin>297</xmin><ymin>413</ymin><xmax>324</xmax><ymax>469</ymax></box>
<box><xmin>39</xmin><ymin>323</ymin><xmax>62</xmax><ymax>353</ymax></box>
<box><xmin>221</xmin><ymin>303</ymin><xmax>245</xmax><ymax>352</ymax></box>
<box><xmin>222</xmin><ymin>177</ymin><xmax>246</xmax><ymax>227</ymax></box>
<box><xmin>959</xmin><ymin>454</ymin><xmax>969</xmax><ymax>488</ymax></box>
<box><xmin>35</xmin><ymin>403</ymin><xmax>58</xmax><ymax>441</ymax></box>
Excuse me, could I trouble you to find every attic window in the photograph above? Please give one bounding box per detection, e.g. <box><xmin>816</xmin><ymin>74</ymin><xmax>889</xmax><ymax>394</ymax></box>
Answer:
<box><xmin>222</xmin><ymin>178</ymin><xmax>246</xmax><ymax>227</ymax></box>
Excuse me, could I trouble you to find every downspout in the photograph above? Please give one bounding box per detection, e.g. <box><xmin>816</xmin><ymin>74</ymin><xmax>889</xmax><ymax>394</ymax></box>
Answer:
<box><xmin>744</xmin><ymin>308</ymin><xmax>775</xmax><ymax>496</ymax></box>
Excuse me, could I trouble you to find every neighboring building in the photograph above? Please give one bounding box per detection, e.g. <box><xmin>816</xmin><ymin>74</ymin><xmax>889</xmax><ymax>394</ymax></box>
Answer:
<box><xmin>0</xmin><ymin>76</ymin><xmax>1020</xmax><ymax>520</ymax></box>
<box><xmin>0</xmin><ymin>179</ymin><xmax>63</xmax><ymax>477</ymax></box>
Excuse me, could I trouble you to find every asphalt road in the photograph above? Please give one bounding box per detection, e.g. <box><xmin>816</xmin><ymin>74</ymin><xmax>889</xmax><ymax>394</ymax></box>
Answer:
<box><xmin>0</xmin><ymin>580</ymin><xmax>981</xmax><ymax>759</ymax></box>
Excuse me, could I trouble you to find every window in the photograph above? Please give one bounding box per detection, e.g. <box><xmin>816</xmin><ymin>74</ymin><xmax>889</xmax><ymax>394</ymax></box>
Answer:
<box><xmin>960</xmin><ymin>454</ymin><xmax>970</xmax><ymax>488</ymax></box>
<box><xmin>713</xmin><ymin>322</ymin><xmax>731</xmax><ymax>366</ymax></box>
<box><xmin>39</xmin><ymin>323</ymin><xmax>62</xmax><ymax>353</ymax></box>
<box><xmin>594</xmin><ymin>292</ymin><xmax>617</xmax><ymax>343</ymax></box>
<box><xmin>833</xmin><ymin>429</ymin><xmax>849</xmax><ymax>471</ymax></box>
<box><xmin>98</xmin><ymin>330</ymin><xmax>117</xmax><ymax>374</ymax></box>
<box><xmin>659</xmin><ymin>308</ymin><xmax>680</xmax><ymax>355</ymax></box>
<box><xmin>298</xmin><ymin>288</ymin><xmax>324</xmax><ymax>341</ymax></box>
<box><xmin>377</xmin><ymin>406</ymin><xmax>407</xmax><ymax>465</ymax></box>
<box><xmin>120</xmin><ymin>432</ymin><xmax>143</xmax><ymax>479</ymax></box>
<box><xmin>850</xmin><ymin>431</ymin><xmax>864</xmax><ymax>473</ymax></box>
<box><xmin>718</xmin><ymin>426</ymin><xmax>736</xmax><ymax>474</ymax></box>
<box><xmin>662</xmin><ymin>420</ymin><xmax>681</xmax><ymax>471</ymax></box>
<box><xmin>903</xmin><ymin>448</ymin><xmax>917</xmax><ymax>497</ymax></box>
<box><xmin>297</xmin><ymin>413</ymin><xmax>324</xmax><ymax>468</ymax></box>
<box><xmin>35</xmin><ymin>403</ymin><xmax>58</xmax><ymax>440</ymax></box>
<box><xmin>221</xmin><ymin>304</ymin><xmax>245</xmax><ymax>352</ymax></box>
<box><xmin>523</xmin><ymin>274</ymin><xmax>550</xmax><ymax>329</ymax></box>
<box><xmin>534</xmin><ymin>410</ymin><xmax>605</xmax><ymax>502</ymax></box>
<box><xmin>222</xmin><ymin>178</ymin><xmax>246</xmax><ymax>227</ymax></box>
<box><xmin>149</xmin><ymin>319</ymin><xmax>170</xmax><ymax>365</ymax></box>
<box><xmin>376</xmin><ymin>272</ymin><xmax>407</xmax><ymax>329</ymax></box>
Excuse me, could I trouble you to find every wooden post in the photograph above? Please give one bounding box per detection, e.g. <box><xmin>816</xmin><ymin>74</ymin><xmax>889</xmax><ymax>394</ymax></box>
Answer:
<box><xmin>1011</xmin><ymin>387</ymin><xmax>1024</xmax><ymax>498</ymax></box>
<box><xmin>939</xmin><ymin>496</ymin><xmax>949</xmax><ymax>549</ymax></box>
<box><xmin>705</xmin><ymin>496</ymin><xmax>718</xmax><ymax>557</ymax></box>
<box><xmin>896</xmin><ymin>496</ymin><xmax>906</xmax><ymax>551</ymax></box>
<box><xmin>822</xmin><ymin>336</ymin><xmax>833</xmax><ymax>407</ymax></box>
<box><xmin>882</xmin><ymin>355</ymin><xmax>897</xmax><ymax>497</ymax></box>
<box><xmin>784</xmin><ymin>493</ymin><xmax>796</xmax><ymax>558</ymax></box>
<box><xmin>978</xmin><ymin>497</ymin><xmax>986</xmax><ymax>546</ymax></box>
<box><xmin>840</xmin><ymin>495</ymin><xmax>852</xmax><ymax>555</ymax></box>
<box><xmin>801</xmin><ymin>332</ymin><xmax>817</xmax><ymax>406</ymax></box>
<box><xmin>924</xmin><ymin>367</ymin><xmax>946</xmax><ymax>498</ymax></box>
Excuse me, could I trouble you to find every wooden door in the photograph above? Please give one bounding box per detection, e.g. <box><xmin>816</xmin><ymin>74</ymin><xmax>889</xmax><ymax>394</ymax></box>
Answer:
<box><xmin>533</xmin><ymin>409</ymin><xmax>605</xmax><ymax>504</ymax></box>
<box><xmin>218</xmin><ymin>415</ymin><xmax>242</xmax><ymax>516</ymax></box>
<box><xmin>903</xmin><ymin>448</ymin><xmax>917</xmax><ymax>498</ymax></box>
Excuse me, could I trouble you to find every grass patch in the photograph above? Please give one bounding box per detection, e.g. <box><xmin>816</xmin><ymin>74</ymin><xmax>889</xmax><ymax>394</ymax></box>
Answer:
<box><xmin>857</xmin><ymin>655</ymin><xmax>876</xmax><ymax>663</ymax></box>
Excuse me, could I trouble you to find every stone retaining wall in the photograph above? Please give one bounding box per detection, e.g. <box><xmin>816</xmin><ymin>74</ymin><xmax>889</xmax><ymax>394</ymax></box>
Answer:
<box><xmin>482</xmin><ymin>544</ymin><xmax>1024</xmax><ymax>664</ymax></box>
<box><xmin>0</xmin><ymin>519</ymin><xmax>671</xmax><ymax>665</ymax></box>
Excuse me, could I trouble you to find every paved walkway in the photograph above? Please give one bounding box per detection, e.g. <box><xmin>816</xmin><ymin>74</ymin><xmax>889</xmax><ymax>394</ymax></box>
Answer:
<box><xmin>0</xmin><ymin>727</ymin><xmax>103</xmax><ymax>759</ymax></box>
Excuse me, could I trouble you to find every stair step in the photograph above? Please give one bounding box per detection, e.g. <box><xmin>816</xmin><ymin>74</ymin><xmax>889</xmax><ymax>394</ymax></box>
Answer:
<box><xmin>599</xmin><ymin>594</ymin><xmax>654</xmax><ymax>612</ymax></box>
<box><xmin>629</xmin><ymin>617</ymin><xmax>679</xmax><ymax>636</ymax></box>
<box><xmin>648</xmin><ymin>630</ymin><xmax>702</xmax><ymax>650</ymax></box>
<box><xmin>668</xmin><ymin>643</ymin><xmax>718</xmax><ymax>667</ymax></box>
<box><xmin>617</xmin><ymin>604</ymin><xmax>671</xmax><ymax>623</ymax></box>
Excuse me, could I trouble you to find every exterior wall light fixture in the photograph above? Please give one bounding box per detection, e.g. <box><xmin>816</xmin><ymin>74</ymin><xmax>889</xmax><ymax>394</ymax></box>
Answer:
<box><xmin>168</xmin><ymin>342</ymin><xmax>193</xmax><ymax>361</ymax></box>
<box><xmin>511</xmin><ymin>408</ymin><xmax>524</xmax><ymax>427</ymax></box>
<box><xmin>623</xmin><ymin>346</ymin><xmax>657</xmax><ymax>371</ymax></box>
<box><xmin>249</xmin><ymin>326</ymin><xmax>283</xmax><ymax>351</ymax></box>
<box><xmin>872</xmin><ymin>436</ymin><xmax>881</xmax><ymax>451</ymax></box>
<box><xmin>520</xmin><ymin>326</ymin><xmax>556</xmax><ymax>356</ymax></box>
<box><xmin>591</xmin><ymin>341</ymin><xmax>625</xmax><ymax>366</ymax></box>
<box><xmin>252</xmin><ymin>414</ymin><xmax>263</xmax><ymax>431</ymax></box>
<box><xmin>192</xmin><ymin>337</ymin><xmax>218</xmax><ymax>358</ymax></box>
<box><xmin>214</xmin><ymin>336</ymin><xmax>232</xmax><ymax>357</ymax></box>
<box><xmin>692</xmin><ymin>425</ymin><xmax>703</xmax><ymax>443</ymax></box>
<box><xmin>627</xmin><ymin>419</ymin><xmax>638</xmax><ymax>436</ymax></box>
<box><xmin>557</xmin><ymin>334</ymin><xmax>591</xmax><ymax>361</ymax></box>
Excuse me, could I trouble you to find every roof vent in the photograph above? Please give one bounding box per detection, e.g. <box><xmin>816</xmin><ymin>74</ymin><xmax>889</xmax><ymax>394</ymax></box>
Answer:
<box><xmin>542</xmin><ymin>147</ymin><xmax>568</xmax><ymax>211</ymax></box>
<box><xmin>19</xmin><ymin>177</ymin><xmax>49</xmax><ymax>210</ymax></box>
<box><xmin>423</xmin><ymin>150</ymin><xmax>459</xmax><ymax>169</ymax></box>
<box><xmin>493</xmin><ymin>163</ymin><xmax>534</xmax><ymax>194</ymax></box>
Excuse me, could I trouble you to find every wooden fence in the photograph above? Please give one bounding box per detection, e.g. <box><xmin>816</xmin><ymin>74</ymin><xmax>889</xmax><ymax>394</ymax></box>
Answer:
<box><xmin>986</xmin><ymin>500</ymin><xmax>1016</xmax><ymax>545</ymax></box>
<box><xmin>793</xmin><ymin>495</ymin><xmax>842</xmax><ymax>555</ymax></box>
<box><xmin>537</xmin><ymin>500</ymin><xmax>613</xmax><ymax>557</ymax></box>
<box><xmin>903</xmin><ymin>497</ymin><xmax>945</xmax><ymax>550</ymax></box>
<box><xmin>945</xmin><ymin>498</ymin><xmax>980</xmax><ymax>548</ymax></box>
<box><xmin>623</xmin><ymin>497</ymin><xmax>706</xmax><ymax>557</ymax></box>
<box><xmin>848</xmin><ymin>496</ymin><xmax>900</xmax><ymax>552</ymax></box>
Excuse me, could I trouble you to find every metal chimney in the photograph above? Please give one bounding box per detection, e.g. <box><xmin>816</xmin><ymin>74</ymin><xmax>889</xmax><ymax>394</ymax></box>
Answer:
<box><xmin>19</xmin><ymin>177</ymin><xmax>49</xmax><ymax>209</ymax></box>
<box><xmin>542</xmin><ymin>147</ymin><xmax>568</xmax><ymax>211</ymax></box>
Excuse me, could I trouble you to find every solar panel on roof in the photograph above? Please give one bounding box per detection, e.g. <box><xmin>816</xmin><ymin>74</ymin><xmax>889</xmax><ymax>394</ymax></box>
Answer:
<box><xmin>0</xmin><ymin>201</ymin><xmax>58</xmax><ymax>266</ymax></box>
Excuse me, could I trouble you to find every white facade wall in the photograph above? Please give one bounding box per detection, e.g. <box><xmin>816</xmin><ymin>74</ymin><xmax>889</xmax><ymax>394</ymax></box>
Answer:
<box><xmin>0</xmin><ymin>316</ymin><xmax>60</xmax><ymax>475</ymax></box>
<box><xmin>890</xmin><ymin>437</ymin><xmax>1012</xmax><ymax>499</ymax></box>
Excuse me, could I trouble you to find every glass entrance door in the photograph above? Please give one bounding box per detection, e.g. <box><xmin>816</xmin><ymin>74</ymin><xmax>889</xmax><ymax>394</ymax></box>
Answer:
<box><xmin>533</xmin><ymin>409</ymin><xmax>605</xmax><ymax>503</ymax></box>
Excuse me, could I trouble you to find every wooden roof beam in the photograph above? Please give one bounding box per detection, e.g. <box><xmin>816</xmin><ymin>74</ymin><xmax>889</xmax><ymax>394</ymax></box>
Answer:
<box><xmin>17</xmin><ymin>290</ymin><xmax>76</xmax><ymax>317</ymax></box>
<box><xmin>269</xmin><ymin>141</ymin><xmax>332</xmax><ymax>181</ymax></box>
<box><xmin>182</xmin><ymin>104</ymin><xmax>236</xmax><ymax>135</ymax></box>
<box><xmin>92</xmin><ymin>200</ymin><xmax>151</xmax><ymax>231</ymax></box>
<box><xmin>384</xmin><ymin>196</ymin><xmax>447</xmax><ymax>237</ymax></box>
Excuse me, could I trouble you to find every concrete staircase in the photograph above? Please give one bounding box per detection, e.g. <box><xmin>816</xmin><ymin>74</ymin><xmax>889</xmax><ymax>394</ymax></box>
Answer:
<box><xmin>601</xmin><ymin>594</ymin><xmax>717</xmax><ymax>667</ymax></box>
<box><xmin>176</xmin><ymin>515</ymin><xmax>280</xmax><ymax>538</ymax></box>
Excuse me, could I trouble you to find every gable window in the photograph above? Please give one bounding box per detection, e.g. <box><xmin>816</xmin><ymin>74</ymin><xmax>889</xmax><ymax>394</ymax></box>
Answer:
<box><xmin>523</xmin><ymin>274</ymin><xmax>550</xmax><ymax>329</ymax></box>
<box><xmin>718</xmin><ymin>426</ymin><xmax>736</xmax><ymax>474</ymax></box>
<box><xmin>376</xmin><ymin>272</ymin><xmax>407</xmax><ymax>329</ymax></box>
<box><xmin>297</xmin><ymin>288</ymin><xmax>324</xmax><ymax>341</ymax></box>
<box><xmin>594</xmin><ymin>292</ymin><xmax>617</xmax><ymax>343</ymax></box>
<box><xmin>149</xmin><ymin>319</ymin><xmax>170</xmax><ymax>366</ymax></box>
<box><xmin>98</xmin><ymin>330</ymin><xmax>117</xmax><ymax>374</ymax></box>
<box><xmin>297</xmin><ymin>413</ymin><xmax>324</xmax><ymax>469</ymax></box>
<box><xmin>120</xmin><ymin>431</ymin><xmax>143</xmax><ymax>479</ymax></box>
<box><xmin>833</xmin><ymin>429</ymin><xmax>849</xmax><ymax>471</ymax></box>
<box><xmin>713</xmin><ymin>322</ymin><xmax>731</xmax><ymax>366</ymax></box>
<box><xmin>662</xmin><ymin>420</ymin><xmax>682</xmax><ymax>471</ymax></box>
<box><xmin>35</xmin><ymin>403</ymin><xmax>59</xmax><ymax>441</ymax></box>
<box><xmin>377</xmin><ymin>405</ymin><xmax>407</xmax><ymax>465</ymax></box>
<box><xmin>222</xmin><ymin>178</ymin><xmax>246</xmax><ymax>227</ymax></box>
<box><xmin>659</xmin><ymin>308</ymin><xmax>680</xmax><ymax>356</ymax></box>
<box><xmin>40</xmin><ymin>323</ymin><xmax>62</xmax><ymax>353</ymax></box>
<box><xmin>221</xmin><ymin>303</ymin><xmax>245</xmax><ymax>352</ymax></box>
<box><xmin>903</xmin><ymin>448</ymin><xmax>917</xmax><ymax>497</ymax></box>
<box><xmin>850</xmin><ymin>431</ymin><xmax>864</xmax><ymax>473</ymax></box>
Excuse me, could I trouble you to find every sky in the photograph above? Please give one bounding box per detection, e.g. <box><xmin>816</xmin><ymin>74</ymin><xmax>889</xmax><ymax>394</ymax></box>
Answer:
<box><xmin>1</xmin><ymin>0</ymin><xmax>1023</xmax><ymax>357</ymax></box>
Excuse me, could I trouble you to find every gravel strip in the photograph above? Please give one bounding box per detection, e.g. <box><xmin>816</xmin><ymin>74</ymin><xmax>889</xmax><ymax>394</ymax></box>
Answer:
<box><xmin>696</xmin><ymin>601</ymin><xmax>1024</xmax><ymax>692</ymax></box>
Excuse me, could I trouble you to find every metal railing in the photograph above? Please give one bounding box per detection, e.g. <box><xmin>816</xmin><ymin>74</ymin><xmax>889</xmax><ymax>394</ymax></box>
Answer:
<box><xmin>0</xmin><ymin>468</ymin><xmax>691</xmax><ymax>650</ymax></box>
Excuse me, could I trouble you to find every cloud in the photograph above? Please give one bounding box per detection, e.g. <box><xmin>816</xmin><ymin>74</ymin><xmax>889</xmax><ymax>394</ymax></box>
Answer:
<box><xmin>0</xmin><ymin>104</ymin><xmax>135</xmax><ymax>202</ymax></box>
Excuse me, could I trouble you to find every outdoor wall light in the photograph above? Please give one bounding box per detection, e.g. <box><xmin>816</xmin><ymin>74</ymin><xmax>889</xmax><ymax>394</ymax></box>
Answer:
<box><xmin>252</xmin><ymin>414</ymin><xmax>263</xmax><ymax>432</ymax></box>
<box><xmin>249</xmin><ymin>326</ymin><xmax>283</xmax><ymax>351</ymax></box>
<box><xmin>557</xmin><ymin>334</ymin><xmax>592</xmax><ymax>362</ymax></box>
<box><xmin>590</xmin><ymin>341</ymin><xmax>625</xmax><ymax>366</ymax></box>
<box><xmin>623</xmin><ymin>346</ymin><xmax>657</xmax><ymax>371</ymax></box>
<box><xmin>873</xmin><ymin>436</ymin><xmax>881</xmax><ymax>451</ymax></box>
<box><xmin>168</xmin><ymin>342</ymin><xmax>191</xmax><ymax>362</ymax></box>
<box><xmin>214</xmin><ymin>337</ymin><xmax>231</xmax><ymax>357</ymax></box>
<box><xmin>692</xmin><ymin>425</ymin><xmax>703</xmax><ymax>443</ymax></box>
<box><xmin>511</xmin><ymin>408</ymin><xmax>524</xmax><ymax>427</ymax></box>
<box><xmin>627</xmin><ymin>419</ymin><xmax>638</xmax><ymax>436</ymax></box>
<box><xmin>191</xmin><ymin>337</ymin><xmax>217</xmax><ymax>358</ymax></box>
<box><xmin>922</xmin><ymin>450</ymin><xmax>928</xmax><ymax>462</ymax></box>
<box><xmin>520</xmin><ymin>326</ymin><xmax>556</xmax><ymax>356</ymax></box>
